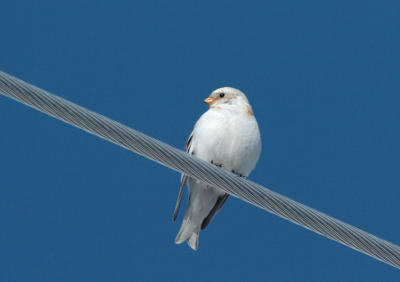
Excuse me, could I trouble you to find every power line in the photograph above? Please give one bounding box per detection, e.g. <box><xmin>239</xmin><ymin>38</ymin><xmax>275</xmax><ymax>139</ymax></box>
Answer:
<box><xmin>0</xmin><ymin>70</ymin><xmax>399</xmax><ymax>269</ymax></box>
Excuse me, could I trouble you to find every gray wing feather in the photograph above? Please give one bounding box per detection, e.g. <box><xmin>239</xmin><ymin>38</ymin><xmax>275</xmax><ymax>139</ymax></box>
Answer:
<box><xmin>172</xmin><ymin>175</ymin><xmax>188</xmax><ymax>222</ymax></box>
<box><xmin>172</xmin><ymin>133</ymin><xmax>193</xmax><ymax>221</ymax></box>
<box><xmin>201</xmin><ymin>193</ymin><xmax>229</xmax><ymax>230</ymax></box>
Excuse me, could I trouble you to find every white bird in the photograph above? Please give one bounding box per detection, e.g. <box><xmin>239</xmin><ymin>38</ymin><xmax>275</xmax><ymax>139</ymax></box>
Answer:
<box><xmin>173</xmin><ymin>87</ymin><xmax>262</xmax><ymax>250</ymax></box>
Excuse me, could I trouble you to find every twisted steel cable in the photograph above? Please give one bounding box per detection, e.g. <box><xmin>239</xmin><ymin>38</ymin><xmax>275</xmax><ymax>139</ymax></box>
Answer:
<box><xmin>0</xmin><ymin>70</ymin><xmax>399</xmax><ymax>269</ymax></box>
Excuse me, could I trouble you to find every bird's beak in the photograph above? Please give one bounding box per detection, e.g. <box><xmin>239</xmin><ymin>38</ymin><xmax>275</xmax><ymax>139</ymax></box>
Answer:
<box><xmin>204</xmin><ymin>97</ymin><xmax>214</xmax><ymax>105</ymax></box>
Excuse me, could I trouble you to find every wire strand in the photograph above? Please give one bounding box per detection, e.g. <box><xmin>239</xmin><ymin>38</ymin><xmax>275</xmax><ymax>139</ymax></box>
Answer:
<box><xmin>0</xmin><ymin>70</ymin><xmax>399</xmax><ymax>269</ymax></box>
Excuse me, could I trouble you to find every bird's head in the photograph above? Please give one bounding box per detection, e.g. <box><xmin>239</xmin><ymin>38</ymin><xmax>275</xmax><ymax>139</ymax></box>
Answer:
<box><xmin>204</xmin><ymin>87</ymin><xmax>249</xmax><ymax>107</ymax></box>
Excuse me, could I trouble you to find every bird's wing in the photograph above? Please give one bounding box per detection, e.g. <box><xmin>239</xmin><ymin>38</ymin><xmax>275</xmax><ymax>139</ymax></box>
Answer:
<box><xmin>201</xmin><ymin>193</ymin><xmax>229</xmax><ymax>230</ymax></box>
<box><xmin>185</xmin><ymin>133</ymin><xmax>193</xmax><ymax>153</ymax></box>
<box><xmin>172</xmin><ymin>133</ymin><xmax>193</xmax><ymax>222</ymax></box>
<box><xmin>172</xmin><ymin>174</ymin><xmax>188</xmax><ymax>222</ymax></box>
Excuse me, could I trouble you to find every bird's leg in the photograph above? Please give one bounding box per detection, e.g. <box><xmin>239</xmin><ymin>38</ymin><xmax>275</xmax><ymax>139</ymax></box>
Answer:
<box><xmin>211</xmin><ymin>160</ymin><xmax>223</xmax><ymax>167</ymax></box>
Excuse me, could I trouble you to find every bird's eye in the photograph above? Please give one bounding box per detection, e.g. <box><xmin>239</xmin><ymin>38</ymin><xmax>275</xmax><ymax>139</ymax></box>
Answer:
<box><xmin>219</xmin><ymin>93</ymin><xmax>225</xmax><ymax>98</ymax></box>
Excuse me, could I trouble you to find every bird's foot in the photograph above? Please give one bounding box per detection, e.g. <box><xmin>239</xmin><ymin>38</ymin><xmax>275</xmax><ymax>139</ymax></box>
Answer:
<box><xmin>211</xmin><ymin>160</ymin><xmax>223</xmax><ymax>167</ymax></box>
<box><xmin>231</xmin><ymin>170</ymin><xmax>245</xmax><ymax>178</ymax></box>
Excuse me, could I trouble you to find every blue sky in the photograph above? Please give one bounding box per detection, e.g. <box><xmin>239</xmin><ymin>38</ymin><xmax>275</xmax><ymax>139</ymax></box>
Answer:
<box><xmin>1</xmin><ymin>1</ymin><xmax>399</xmax><ymax>281</ymax></box>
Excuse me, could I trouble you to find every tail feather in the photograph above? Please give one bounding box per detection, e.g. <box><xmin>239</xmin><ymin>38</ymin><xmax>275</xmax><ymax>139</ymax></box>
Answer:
<box><xmin>175</xmin><ymin>224</ymin><xmax>190</xmax><ymax>245</ymax></box>
<box><xmin>175</xmin><ymin>220</ymin><xmax>199</xmax><ymax>250</ymax></box>
<box><xmin>187</xmin><ymin>233</ymin><xmax>199</xmax><ymax>250</ymax></box>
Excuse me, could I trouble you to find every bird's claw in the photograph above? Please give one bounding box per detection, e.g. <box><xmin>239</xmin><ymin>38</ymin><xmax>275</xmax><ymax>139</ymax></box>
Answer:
<box><xmin>231</xmin><ymin>170</ymin><xmax>245</xmax><ymax>178</ymax></box>
<box><xmin>210</xmin><ymin>160</ymin><xmax>245</xmax><ymax>177</ymax></box>
<box><xmin>211</xmin><ymin>160</ymin><xmax>223</xmax><ymax>167</ymax></box>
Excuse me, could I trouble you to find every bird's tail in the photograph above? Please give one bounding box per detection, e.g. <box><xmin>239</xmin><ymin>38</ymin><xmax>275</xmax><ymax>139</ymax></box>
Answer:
<box><xmin>175</xmin><ymin>219</ymin><xmax>199</xmax><ymax>250</ymax></box>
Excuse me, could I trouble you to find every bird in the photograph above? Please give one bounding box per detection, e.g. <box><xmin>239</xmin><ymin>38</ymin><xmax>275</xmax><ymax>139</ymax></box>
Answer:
<box><xmin>172</xmin><ymin>87</ymin><xmax>262</xmax><ymax>250</ymax></box>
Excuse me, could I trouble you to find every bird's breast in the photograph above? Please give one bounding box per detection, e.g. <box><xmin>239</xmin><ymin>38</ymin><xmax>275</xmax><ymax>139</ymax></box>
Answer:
<box><xmin>193</xmin><ymin>109</ymin><xmax>261</xmax><ymax>176</ymax></box>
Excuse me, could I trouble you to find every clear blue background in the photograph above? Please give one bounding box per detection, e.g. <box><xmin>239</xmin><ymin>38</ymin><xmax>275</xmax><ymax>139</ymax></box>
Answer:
<box><xmin>1</xmin><ymin>1</ymin><xmax>399</xmax><ymax>281</ymax></box>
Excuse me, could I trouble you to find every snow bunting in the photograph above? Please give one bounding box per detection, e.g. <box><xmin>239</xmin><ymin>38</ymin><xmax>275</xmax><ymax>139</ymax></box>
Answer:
<box><xmin>173</xmin><ymin>87</ymin><xmax>262</xmax><ymax>250</ymax></box>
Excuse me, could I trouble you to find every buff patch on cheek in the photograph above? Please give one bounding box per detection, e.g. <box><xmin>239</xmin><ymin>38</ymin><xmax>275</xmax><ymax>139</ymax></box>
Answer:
<box><xmin>246</xmin><ymin>106</ymin><xmax>254</xmax><ymax>116</ymax></box>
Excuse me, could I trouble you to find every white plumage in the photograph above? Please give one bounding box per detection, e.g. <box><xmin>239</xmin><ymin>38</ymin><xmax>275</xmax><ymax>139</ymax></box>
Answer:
<box><xmin>173</xmin><ymin>87</ymin><xmax>262</xmax><ymax>250</ymax></box>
